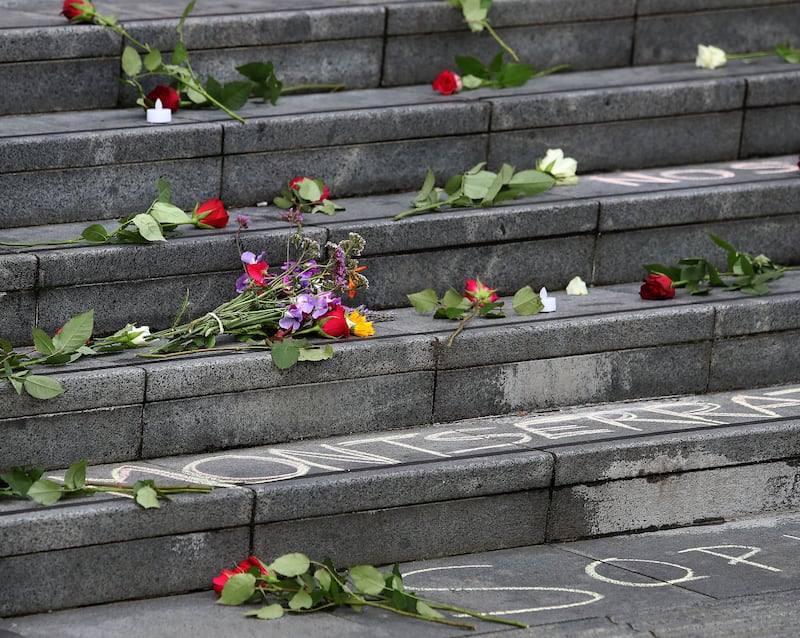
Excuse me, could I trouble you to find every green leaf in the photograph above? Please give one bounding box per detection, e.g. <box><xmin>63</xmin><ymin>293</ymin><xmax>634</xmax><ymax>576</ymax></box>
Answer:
<box><xmin>315</xmin><ymin>567</ymin><xmax>332</xmax><ymax>592</ymax></box>
<box><xmin>407</xmin><ymin>288</ymin><xmax>440</xmax><ymax>313</ymax></box>
<box><xmin>63</xmin><ymin>459</ymin><xmax>87</xmax><ymax>491</ymax></box>
<box><xmin>0</xmin><ymin>337</ymin><xmax>12</xmax><ymax>353</ymax></box>
<box><xmin>462</xmin><ymin>169</ymin><xmax>497</xmax><ymax>199</ymax></box>
<box><xmin>52</xmin><ymin>309</ymin><xmax>93</xmax><ymax>353</ymax></box>
<box><xmin>496</xmin><ymin>62</ymin><xmax>534</xmax><ymax>88</ymax></box>
<box><xmin>149</xmin><ymin>202</ymin><xmax>190</xmax><ymax>225</ymax></box>
<box><xmin>32</xmin><ymin>327</ymin><xmax>56</xmax><ymax>356</ymax></box>
<box><xmin>171</xmin><ymin>41</ymin><xmax>188</xmax><ymax>65</ymax></box>
<box><xmin>461</xmin><ymin>74</ymin><xmax>484</xmax><ymax>89</ymax></box>
<box><xmin>268</xmin><ymin>553</ymin><xmax>310</xmax><ymax>577</ymax></box>
<box><xmin>132</xmin><ymin>213</ymin><xmax>166</xmax><ymax>242</ymax></box>
<box><xmin>454</xmin><ymin>55</ymin><xmax>488</xmax><ymax>79</ymax></box>
<box><xmin>244</xmin><ymin>603</ymin><xmax>284</xmax><ymax>619</ymax></box>
<box><xmin>134</xmin><ymin>484</ymin><xmax>160</xmax><ymax>509</ymax></box>
<box><xmin>416</xmin><ymin>600</ymin><xmax>445</xmax><ymax>619</ymax></box>
<box><xmin>270</xmin><ymin>340</ymin><xmax>301</xmax><ymax>369</ymax></box>
<box><xmin>23</xmin><ymin>375</ymin><xmax>65</xmax><ymax>400</ymax></box>
<box><xmin>9</xmin><ymin>377</ymin><xmax>23</xmax><ymax>395</ymax></box>
<box><xmin>288</xmin><ymin>590</ymin><xmax>313</xmax><ymax>610</ymax></box>
<box><xmin>297</xmin><ymin>345</ymin><xmax>334</xmax><ymax>362</ymax></box>
<box><xmin>0</xmin><ymin>466</ymin><xmax>43</xmax><ymax>496</ymax></box>
<box><xmin>185</xmin><ymin>86</ymin><xmax>207</xmax><ymax>104</ymax></box>
<box><xmin>273</xmin><ymin>196</ymin><xmax>293</xmax><ymax>209</ymax></box>
<box><xmin>218</xmin><ymin>573</ymin><xmax>257</xmax><ymax>606</ymax></box>
<box><xmin>488</xmin><ymin>50</ymin><xmax>504</xmax><ymax>74</ymax></box>
<box><xmin>349</xmin><ymin>565</ymin><xmax>386</xmax><ymax>596</ymax></box>
<box><xmin>157</xmin><ymin>178</ymin><xmax>172</xmax><ymax>203</ymax></box>
<box><xmin>296</xmin><ymin>178</ymin><xmax>323</xmax><ymax>203</ymax></box>
<box><xmin>236</xmin><ymin>61</ymin><xmax>276</xmax><ymax>82</ymax></box>
<box><xmin>143</xmin><ymin>48</ymin><xmax>162</xmax><ymax>72</ymax></box>
<box><xmin>121</xmin><ymin>45</ymin><xmax>142</xmax><ymax>76</ymax></box>
<box><xmin>81</xmin><ymin>224</ymin><xmax>109</xmax><ymax>243</ymax></box>
<box><xmin>508</xmin><ymin>169</ymin><xmax>556</xmax><ymax>194</ymax></box>
<box><xmin>27</xmin><ymin>479</ymin><xmax>64</xmax><ymax>505</ymax></box>
<box><xmin>512</xmin><ymin>286</ymin><xmax>544</xmax><ymax>315</ymax></box>
<box><xmin>177</xmin><ymin>0</ymin><xmax>196</xmax><ymax>35</ymax></box>
<box><xmin>442</xmin><ymin>287</ymin><xmax>468</xmax><ymax>308</ymax></box>
<box><xmin>220</xmin><ymin>80</ymin><xmax>253</xmax><ymax>110</ymax></box>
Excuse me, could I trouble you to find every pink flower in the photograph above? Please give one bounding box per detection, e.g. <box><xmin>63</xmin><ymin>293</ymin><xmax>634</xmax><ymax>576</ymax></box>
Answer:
<box><xmin>432</xmin><ymin>70</ymin><xmax>462</xmax><ymax>95</ymax></box>
<box><xmin>464</xmin><ymin>279</ymin><xmax>499</xmax><ymax>306</ymax></box>
<box><xmin>640</xmin><ymin>274</ymin><xmax>675</xmax><ymax>300</ymax></box>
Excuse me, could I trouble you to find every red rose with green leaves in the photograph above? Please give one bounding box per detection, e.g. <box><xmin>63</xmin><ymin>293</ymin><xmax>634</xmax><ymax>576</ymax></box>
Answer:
<box><xmin>192</xmin><ymin>198</ymin><xmax>229</xmax><ymax>229</ymax></box>
<box><xmin>432</xmin><ymin>70</ymin><xmax>462</xmax><ymax>95</ymax></box>
<box><xmin>213</xmin><ymin>556</ymin><xmax>270</xmax><ymax>595</ymax></box>
<box><xmin>146</xmin><ymin>85</ymin><xmax>180</xmax><ymax>112</ymax></box>
<box><xmin>317</xmin><ymin>305</ymin><xmax>350</xmax><ymax>338</ymax></box>
<box><xmin>464</xmin><ymin>279</ymin><xmax>499</xmax><ymax>306</ymax></box>
<box><xmin>289</xmin><ymin>177</ymin><xmax>330</xmax><ymax>204</ymax></box>
<box><xmin>62</xmin><ymin>0</ymin><xmax>94</xmax><ymax>22</ymax></box>
<box><xmin>640</xmin><ymin>273</ymin><xmax>675</xmax><ymax>300</ymax></box>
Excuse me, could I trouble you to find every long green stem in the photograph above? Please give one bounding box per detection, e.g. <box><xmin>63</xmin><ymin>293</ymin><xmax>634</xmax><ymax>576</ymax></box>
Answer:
<box><xmin>727</xmin><ymin>51</ymin><xmax>773</xmax><ymax>60</ymax></box>
<box><xmin>357</xmin><ymin>600</ymin><xmax>476</xmax><ymax>630</ymax></box>
<box><xmin>446</xmin><ymin>307</ymin><xmax>478</xmax><ymax>347</ymax></box>
<box><xmin>0</xmin><ymin>238</ymin><xmax>82</xmax><ymax>247</ymax></box>
<box><xmin>394</xmin><ymin>196</ymin><xmax>458</xmax><ymax>220</ymax></box>
<box><xmin>481</xmin><ymin>20</ymin><xmax>519</xmax><ymax>62</ymax></box>
<box><xmin>281</xmin><ymin>83</ymin><xmax>346</xmax><ymax>94</ymax></box>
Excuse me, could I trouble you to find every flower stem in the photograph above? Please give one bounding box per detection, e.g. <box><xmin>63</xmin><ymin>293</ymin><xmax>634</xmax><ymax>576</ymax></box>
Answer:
<box><xmin>481</xmin><ymin>20</ymin><xmax>519</xmax><ymax>62</ymax></box>
<box><xmin>280</xmin><ymin>83</ymin><xmax>346</xmax><ymax>94</ymax></box>
<box><xmin>0</xmin><ymin>238</ymin><xmax>82</xmax><ymax>247</ymax></box>
<box><xmin>357</xmin><ymin>600</ymin><xmax>476</xmax><ymax>630</ymax></box>
<box><xmin>727</xmin><ymin>51</ymin><xmax>773</xmax><ymax>60</ymax></box>
<box><xmin>446</xmin><ymin>307</ymin><xmax>478</xmax><ymax>347</ymax></box>
<box><xmin>394</xmin><ymin>196</ymin><xmax>458</xmax><ymax>220</ymax></box>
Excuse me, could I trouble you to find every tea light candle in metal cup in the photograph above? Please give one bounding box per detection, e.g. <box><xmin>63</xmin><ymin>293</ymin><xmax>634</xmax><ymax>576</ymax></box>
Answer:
<box><xmin>146</xmin><ymin>98</ymin><xmax>172</xmax><ymax>124</ymax></box>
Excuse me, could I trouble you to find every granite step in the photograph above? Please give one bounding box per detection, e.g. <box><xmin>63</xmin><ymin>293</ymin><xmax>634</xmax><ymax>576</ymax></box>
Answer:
<box><xmin>4</xmin><ymin>0</ymin><xmax>798</xmax><ymax>115</ymax></box>
<box><xmin>1</xmin><ymin>154</ymin><xmax>798</xmax><ymax>345</ymax></box>
<box><xmin>2</xmin><ymin>382</ymin><xmax>800</xmax><ymax>616</ymax></box>
<box><xmin>1</xmin><ymin>58</ymin><xmax>798</xmax><ymax>228</ymax></box>
<box><xmin>4</xmin><ymin>267</ymin><xmax>800</xmax><ymax>471</ymax></box>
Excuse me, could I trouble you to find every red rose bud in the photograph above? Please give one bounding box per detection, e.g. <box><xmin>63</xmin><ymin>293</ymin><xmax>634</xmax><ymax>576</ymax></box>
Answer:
<box><xmin>432</xmin><ymin>70</ymin><xmax>462</xmax><ymax>95</ymax></box>
<box><xmin>289</xmin><ymin>176</ymin><xmax>330</xmax><ymax>203</ymax></box>
<box><xmin>640</xmin><ymin>273</ymin><xmax>675</xmax><ymax>300</ymax></box>
<box><xmin>213</xmin><ymin>556</ymin><xmax>271</xmax><ymax>595</ymax></box>
<box><xmin>146</xmin><ymin>85</ymin><xmax>181</xmax><ymax>112</ymax></box>
<box><xmin>193</xmin><ymin>198</ymin><xmax>229</xmax><ymax>229</ymax></box>
<box><xmin>464</xmin><ymin>279</ymin><xmax>499</xmax><ymax>306</ymax></box>
<box><xmin>317</xmin><ymin>305</ymin><xmax>350</xmax><ymax>338</ymax></box>
<box><xmin>62</xmin><ymin>0</ymin><xmax>94</xmax><ymax>21</ymax></box>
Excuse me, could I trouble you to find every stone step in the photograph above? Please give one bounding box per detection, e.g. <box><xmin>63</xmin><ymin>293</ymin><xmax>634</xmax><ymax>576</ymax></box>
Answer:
<box><xmin>4</xmin><ymin>268</ymin><xmax>800</xmax><ymax>471</ymax></box>
<box><xmin>1</xmin><ymin>59</ymin><xmax>798</xmax><ymax>227</ymax></box>
<box><xmin>4</xmin><ymin>0</ymin><xmax>798</xmax><ymax>115</ymax></box>
<box><xmin>2</xmin><ymin>382</ymin><xmax>800</xmax><ymax>615</ymax></box>
<box><xmin>1</xmin><ymin>154</ymin><xmax>798</xmax><ymax>344</ymax></box>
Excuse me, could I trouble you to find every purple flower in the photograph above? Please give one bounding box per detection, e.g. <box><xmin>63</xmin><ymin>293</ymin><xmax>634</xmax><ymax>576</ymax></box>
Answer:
<box><xmin>278</xmin><ymin>292</ymin><xmax>339</xmax><ymax>332</ymax></box>
<box><xmin>332</xmin><ymin>246</ymin><xmax>347</xmax><ymax>287</ymax></box>
<box><xmin>236</xmin><ymin>214</ymin><xmax>250</xmax><ymax>229</ymax></box>
<box><xmin>235</xmin><ymin>251</ymin><xmax>267</xmax><ymax>293</ymax></box>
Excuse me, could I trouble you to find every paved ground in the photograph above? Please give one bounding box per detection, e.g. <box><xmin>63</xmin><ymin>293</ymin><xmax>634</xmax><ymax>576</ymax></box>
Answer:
<box><xmin>2</xmin><ymin>510</ymin><xmax>799</xmax><ymax>637</ymax></box>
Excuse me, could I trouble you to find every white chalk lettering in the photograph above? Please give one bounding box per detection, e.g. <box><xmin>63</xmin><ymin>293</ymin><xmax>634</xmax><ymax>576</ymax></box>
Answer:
<box><xmin>678</xmin><ymin>545</ymin><xmax>781</xmax><ymax>572</ymax></box>
<box><xmin>585</xmin><ymin>558</ymin><xmax>707</xmax><ymax>587</ymax></box>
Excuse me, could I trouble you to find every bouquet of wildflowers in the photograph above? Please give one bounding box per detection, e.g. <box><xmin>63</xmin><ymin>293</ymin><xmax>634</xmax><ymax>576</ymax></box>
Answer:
<box><xmin>146</xmin><ymin>233</ymin><xmax>373</xmax><ymax>368</ymax></box>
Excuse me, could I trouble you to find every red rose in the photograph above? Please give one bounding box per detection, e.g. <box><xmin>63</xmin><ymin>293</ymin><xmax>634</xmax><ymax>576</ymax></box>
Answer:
<box><xmin>432</xmin><ymin>70</ymin><xmax>462</xmax><ymax>95</ymax></box>
<box><xmin>146</xmin><ymin>85</ymin><xmax>181</xmax><ymax>112</ymax></box>
<box><xmin>317</xmin><ymin>305</ymin><xmax>350</xmax><ymax>338</ymax></box>
<box><xmin>640</xmin><ymin>273</ymin><xmax>675</xmax><ymax>300</ymax></box>
<box><xmin>193</xmin><ymin>198</ymin><xmax>229</xmax><ymax>229</ymax></box>
<box><xmin>213</xmin><ymin>556</ymin><xmax>269</xmax><ymax>595</ymax></box>
<box><xmin>464</xmin><ymin>279</ymin><xmax>499</xmax><ymax>306</ymax></box>
<box><xmin>289</xmin><ymin>177</ymin><xmax>330</xmax><ymax>203</ymax></box>
<box><xmin>62</xmin><ymin>0</ymin><xmax>94</xmax><ymax>22</ymax></box>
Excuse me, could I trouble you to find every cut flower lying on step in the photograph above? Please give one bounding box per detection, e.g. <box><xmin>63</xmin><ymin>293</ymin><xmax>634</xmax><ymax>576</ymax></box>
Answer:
<box><xmin>214</xmin><ymin>551</ymin><xmax>527</xmax><ymax>630</ymax></box>
<box><xmin>393</xmin><ymin>151</ymin><xmax>578</xmax><ymax>220</ymax></box>
<box><xmin>409</xmin><ymin>280</ymin><xmax>545</xmax><ymax>346</ymax></box>
<box><xmin>695</xmin><ymin>42</ymin><xmax>800</xmax><ymax>69</ymax></box>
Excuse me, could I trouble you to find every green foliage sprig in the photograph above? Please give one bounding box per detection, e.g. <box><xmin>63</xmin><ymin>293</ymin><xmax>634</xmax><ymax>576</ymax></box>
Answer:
<box><xmin>0</xmin><ymin>459</ymin><xmax>211</xmax><ymax>508</ymax></box>
<box><xmin>218</xmin><ymin>552</ymin><xmax>526</xmax><ymax>629</ymax></box>
<box><xmin>409</xmin><ymin>281</ymin><xmax>544</xmax><ymax>346</ymax></box>
<box><xmin>443</xmin><ymin>0</ymin><xmax>520</xmax><ymax>62</ymax></box>
<box><xmin>645</xmin><ymin>234</ymin><xmax>796</xmax><ymax>295</ymax></box>
<box><xmin>394</xmin><ymin>163</ymin><xmax>556</xmax><ymax>220</ymax></box>
<box><xmin>0</xmin><ymin>310</ymin><xmax>155</xmax><ymax>400</ymax></box>
<box><xmin>456</xmin><ymin>52</ymin><xmax>568</xmax><ymax>90</ymax></box>
<box><xmin>65</xmin><ymin>1</ymin><xmax>344</xmax><ymax>122</ymax></box>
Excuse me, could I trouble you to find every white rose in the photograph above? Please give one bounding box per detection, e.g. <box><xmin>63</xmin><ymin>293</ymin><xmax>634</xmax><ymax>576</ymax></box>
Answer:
<box><xmin>129</xmin><ymin>325</ymin><xmax>151</xmax><ymax>346</ymax></box>
<box><xmin>536</xmin><ymin>148</ymin><xmax>578</xmax><ymax>186</ymax></box>
<box><xmin>695</xmin><ymin>44</ymin><xmax>727</xmax><ymax>69</ymax></box>
<box><xmin>566</xmin><ymin>276</ymin><xmax>588</xmax><ymax>296</ymax></box>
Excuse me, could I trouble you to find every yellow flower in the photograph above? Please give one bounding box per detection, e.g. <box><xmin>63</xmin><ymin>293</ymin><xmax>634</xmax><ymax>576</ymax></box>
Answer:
<box><xmin>346</xmin><ymin>309</ymin><xmax>374</xmax><ymax>338</ymax></box>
